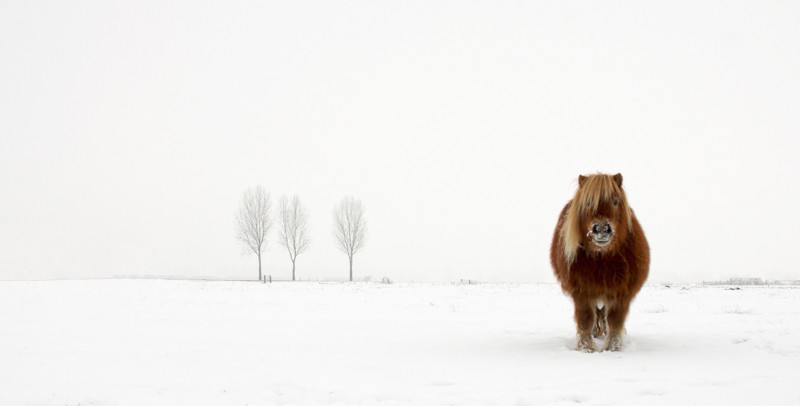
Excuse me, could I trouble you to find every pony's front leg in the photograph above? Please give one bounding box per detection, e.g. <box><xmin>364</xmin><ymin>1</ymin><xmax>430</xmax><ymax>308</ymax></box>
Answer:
<box><xmin>605</xmin><ymin>300</ymin><xmax>630</xmax><ymax>351</ymax></box>
<box><xmin>574</xmin><ymin>300</ymin><xmax>596</xmax><ymax>352</ymax></box>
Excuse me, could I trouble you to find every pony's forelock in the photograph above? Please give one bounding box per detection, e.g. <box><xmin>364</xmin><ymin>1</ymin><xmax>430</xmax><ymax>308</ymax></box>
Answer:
<box><xmin>562</xmin><ymin>174</ymin><xmax>633</xmax><ymax>267</ymax></box>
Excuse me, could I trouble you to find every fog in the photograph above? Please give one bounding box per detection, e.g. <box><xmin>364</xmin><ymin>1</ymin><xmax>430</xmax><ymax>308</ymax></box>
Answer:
<box><xmin>1</xmin><ymin>1</ymin><xmax>798</xmax><ymax>283</ymax></box>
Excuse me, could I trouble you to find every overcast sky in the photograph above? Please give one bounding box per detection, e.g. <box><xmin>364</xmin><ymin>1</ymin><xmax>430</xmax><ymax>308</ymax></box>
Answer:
<box><xmin>1</xmin><ymin>1</ymin><xmax>798</xmax><ymax>283</ymax></box>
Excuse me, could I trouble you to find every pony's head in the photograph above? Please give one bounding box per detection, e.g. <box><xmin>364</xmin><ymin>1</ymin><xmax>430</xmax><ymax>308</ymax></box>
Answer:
<box><xmin>562</xmin><ymin>173</ymin><xmax>633</xmax><ymax>267</ymax></box>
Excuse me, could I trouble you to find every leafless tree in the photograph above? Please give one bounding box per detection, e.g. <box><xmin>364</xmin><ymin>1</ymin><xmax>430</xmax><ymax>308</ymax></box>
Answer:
<box><xmin>278</xmin><ymin>195</ymin><xmax>311</xmax><ymax>281</ymax></box>
<box><xmin>235</xmin><ymin>186</ymin><xmax>273</xmax><ymax>281</ymax></box>
<box><xmin>332</xmin><ymin>196</ymin><xmax>367</xmax><ymax>282</ymax></box>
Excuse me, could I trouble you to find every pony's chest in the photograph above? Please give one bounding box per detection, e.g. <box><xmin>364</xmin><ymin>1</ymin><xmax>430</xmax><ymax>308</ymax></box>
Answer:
<box><xmin>576</xmin><ymin>253</ymin><xmax>628</xmax><ymax>275</ymax></box>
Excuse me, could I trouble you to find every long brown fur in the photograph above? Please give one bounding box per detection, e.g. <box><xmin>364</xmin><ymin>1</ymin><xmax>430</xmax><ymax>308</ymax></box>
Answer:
<box><xmin>550</xmin><ymin>173</ymin><xmax>649</xmax><ymax>352</ymax></box>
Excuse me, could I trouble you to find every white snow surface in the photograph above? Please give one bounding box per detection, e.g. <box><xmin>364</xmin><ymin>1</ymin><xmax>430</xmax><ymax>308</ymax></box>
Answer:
<box><xmin>1</xmin><ymin>280</ymin><xmax>799</xmax><ymax>405</ymax></box>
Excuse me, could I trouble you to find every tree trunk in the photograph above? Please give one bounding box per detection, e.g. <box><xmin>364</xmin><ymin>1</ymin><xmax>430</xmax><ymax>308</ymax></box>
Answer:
<box><xmin>292</xmin><ymin>260</ymin><xmax>296</xmax><ymax>281</ymax></box>
<box><xmin>349</xmin><ymin>256</ymin><xmax>353</xmax><ymax>282</ymax></box>
<box><xmin>258</xmin><ymin>253</ymin><xmax>262</xmax><ymax>281</ymax></box>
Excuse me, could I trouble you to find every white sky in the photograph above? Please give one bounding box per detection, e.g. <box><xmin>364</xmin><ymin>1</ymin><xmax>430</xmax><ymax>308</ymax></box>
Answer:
<box><xmin>1</xmin><ymin>1</ymin><xmax>799</xmax><ymax>283</ymax></box>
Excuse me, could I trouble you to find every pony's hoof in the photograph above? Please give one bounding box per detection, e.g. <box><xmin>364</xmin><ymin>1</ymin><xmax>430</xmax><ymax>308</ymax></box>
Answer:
<box><xmin>605</xmin><ymin>335</ymin><xmax>623</xmax><ymax>352</ymax></box>
<box><xmin>576</xmin><ymin>337</ymin><xmax>596</xmax><ymax>353</ymax></box>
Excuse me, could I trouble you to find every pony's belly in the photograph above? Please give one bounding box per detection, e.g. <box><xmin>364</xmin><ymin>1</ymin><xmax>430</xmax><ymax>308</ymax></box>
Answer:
<box><xmin>596</xmin><ymin>297</ymin><xmax>606</xmax><ymax>309</ymax></box>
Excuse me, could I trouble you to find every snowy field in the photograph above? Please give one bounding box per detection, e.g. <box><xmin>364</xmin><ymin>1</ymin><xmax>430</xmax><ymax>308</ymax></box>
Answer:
<box><xmin>1</xmin><ymin>280</ymin><xmax>799</xmax><ymax>405</ymax></box>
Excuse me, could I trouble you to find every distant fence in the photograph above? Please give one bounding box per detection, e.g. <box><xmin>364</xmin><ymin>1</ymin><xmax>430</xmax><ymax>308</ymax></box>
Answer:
<box><xmin>703</xmin><ymin>278</ymin><xmax>800</xmax><ymax>286</ymax></box>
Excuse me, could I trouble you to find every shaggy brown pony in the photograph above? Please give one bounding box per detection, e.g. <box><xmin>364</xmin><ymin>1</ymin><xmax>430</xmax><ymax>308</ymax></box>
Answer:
<box><xmin>550</xmin><ymin>173</ymin><xmax>649</xmax><ymax>352</ymax></box>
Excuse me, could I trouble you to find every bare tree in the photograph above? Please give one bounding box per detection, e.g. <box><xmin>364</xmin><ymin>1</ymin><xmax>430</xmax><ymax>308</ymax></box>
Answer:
<box><xmin>278</xmin><ymin>195</ymin><xmax>311</xmax><ymax>281</ymax></box>
<box><xmin>332</xmin><ymin>196</ymin><xmax>367</xmax><ymax>282</ymax></box>
<box><xmin>235</xmin><ymin>186</ymin><xmax>273</xmax><ymax>281</ymax></box>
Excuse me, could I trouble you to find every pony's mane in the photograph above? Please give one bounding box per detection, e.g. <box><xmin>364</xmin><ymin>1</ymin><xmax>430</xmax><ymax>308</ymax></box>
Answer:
<box><xmin>561</xmin><ymin>174</ymin><xmax>633</xmax><ymax>268</ymax></box>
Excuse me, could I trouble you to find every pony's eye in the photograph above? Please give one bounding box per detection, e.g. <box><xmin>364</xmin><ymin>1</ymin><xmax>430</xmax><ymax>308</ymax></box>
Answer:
<box><xmin>613</xmin><ymin>199</ymin><xmax>619</xmax><ymax>206</ymax></box>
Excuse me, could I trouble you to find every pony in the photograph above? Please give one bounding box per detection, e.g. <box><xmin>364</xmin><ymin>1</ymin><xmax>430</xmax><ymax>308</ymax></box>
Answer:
<box><xmin>550</xmin><ymin>173</ymin><xmax>649</xmax><ymax>352</ymax></box>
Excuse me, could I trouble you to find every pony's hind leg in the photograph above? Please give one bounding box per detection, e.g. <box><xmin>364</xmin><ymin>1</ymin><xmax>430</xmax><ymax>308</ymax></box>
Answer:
<box><xmin>592</xmin><ymin>306</ymin><xmax>607</xmax><ymax>338</ymax></box>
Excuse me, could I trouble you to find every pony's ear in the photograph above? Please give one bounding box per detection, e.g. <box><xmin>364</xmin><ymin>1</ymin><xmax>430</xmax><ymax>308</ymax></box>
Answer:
<box><xmin>613</xmin><ymin>173</ymin><xmax>623</xmax><ymax>187</ymax></box>
<box><xmin>578</xmin><ymin>175</ymin><xmax>587</xmax><ymax>188</ymax></box>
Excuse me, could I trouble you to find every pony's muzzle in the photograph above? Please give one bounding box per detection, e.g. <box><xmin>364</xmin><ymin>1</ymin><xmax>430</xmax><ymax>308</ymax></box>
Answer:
<box><xmin>589</xmin><ymin>221</ymin><xmax>614</xmax><ymax>244</ymax></box>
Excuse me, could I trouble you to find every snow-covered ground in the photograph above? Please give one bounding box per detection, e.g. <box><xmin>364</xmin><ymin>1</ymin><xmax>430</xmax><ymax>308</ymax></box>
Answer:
<box><xmin>1</xmin><ymin>280</ymin><xmax>799</xmax><ymax>405</ymax></box>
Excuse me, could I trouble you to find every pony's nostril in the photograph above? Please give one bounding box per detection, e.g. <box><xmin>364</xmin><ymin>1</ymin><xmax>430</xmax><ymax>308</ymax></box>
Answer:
<box><xmin>592</xmin><ymin>224</ymin><xmax>599</xmax><ymax>234</ymax></box>
<box><xmin>604</xmin><ymin>224</ymin><xmax>612</xmax><ymax>234</ymax></box>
